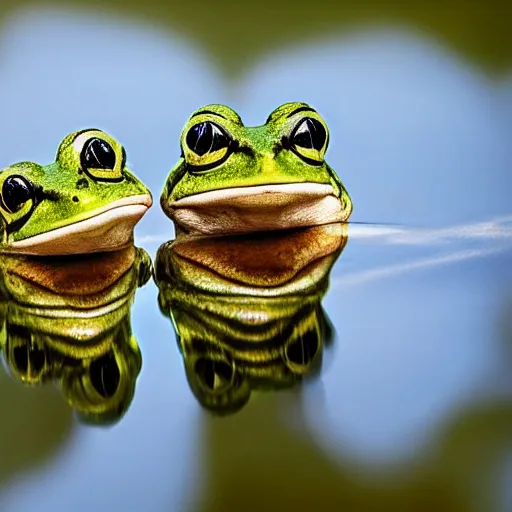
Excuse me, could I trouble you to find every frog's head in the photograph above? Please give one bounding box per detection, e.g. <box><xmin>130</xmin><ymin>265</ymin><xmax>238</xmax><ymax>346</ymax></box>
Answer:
<box><xmin>0</xmin><ymin>129</ymin><xmax>152</xmax><ymax>255</ymax></box>
<box><xmin>161</xmin><ymin>102</ymin><xmax>352</xmax><ymax>235</ymax></box>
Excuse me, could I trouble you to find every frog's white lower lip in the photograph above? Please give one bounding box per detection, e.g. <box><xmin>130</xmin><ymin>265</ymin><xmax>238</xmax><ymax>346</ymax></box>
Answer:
<box><xmin>166</xmin><ymin>183</ymin><xmax>348</xmax><ymax>235</ymax></box>
<box><xmin>9</xmin><ymin>194</ymin><xmax>152</xmax><ymax>256</ymax></box>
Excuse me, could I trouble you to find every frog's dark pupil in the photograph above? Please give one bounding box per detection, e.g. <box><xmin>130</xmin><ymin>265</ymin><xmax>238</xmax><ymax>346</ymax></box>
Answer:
<box><xmin>291</xmin><ymin>118</ymin><xmax>326</xmax><ymax>150</ymax></box>
<box><xmin>186</xmin><ymin>122</ymin><xmax>230</xmax><ymax>156</ymax></box>
<box><xmin>82</xmin><ymin>138</ymin><xmax>116</xmax><ymax>170</ymax></box>
<box><xmin>2</xmin><ymin>175</ymin><xmax>33</xmax><ymax>213</ymax></box>
<box><xmin>90</xmin><ymin>354</ymin><xmax>120</xmax><ymax>398</ymax></box>
<box><xmin>13</xmin><ymin>345</ymin><xmax>29</xmax><ymax>373</ymax></box>
<box><xmin>31</xmin><ymin>345</ymin><xmax>46</xmax><ymax>373</ymax></box>
<box><xmin>12</xmin><ymin>342</ymin><xmax>46</xmax><ymax>374</ymax></box>
<box><xmin>195</xmin><ymin>357</ymin><xmax>233</xmax><ymax>390</ymax></box>
<box><xmin>285</xmin><ymin>329</ymin><xmax>319</xmax><ymax>367</ymax></box>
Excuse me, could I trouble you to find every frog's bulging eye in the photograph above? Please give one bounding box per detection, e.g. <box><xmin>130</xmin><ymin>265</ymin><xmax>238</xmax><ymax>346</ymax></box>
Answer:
<box><xmin>81</xmin><ymin>137</ymin><xmax>116</xmax><ymax>170</ymax></box>
<box><xmin>194</xmin><ymin>357</ymin><xmax>234</xmax><ymax>392</ymax></box>
<box><xmin>76</xmin><ymin>134</ymin><xmax>125</xmax><ymax>182</ymax></box>
<box><xmin>184</xmin><ymin>121</ymin><xmax>233</xmax><ymax>170</ymax></box>
<box><xmin>187</xmin><ymin>122</ymin><xmax>230</xmax><ymax>156</ymax></box>
<box><xmin>289</xmin><ymin>118</ymin><xmax>328</xmax><ymax>165</ymax></box>
<box><xmin>284</xmin><ymin>328</ymin><xmax>320</xmax><ymax>373</ymax></box>
<box><xmin>292</xmin><ymin>118</ymin><xmax>326</xmax><ymax>150</ymax></box>
<box><xmin>2</xmin><ymin>175</ymin><xmax>34</xmax><ymax>214</ymax></box>
<box><xmin>11</xmin><ymin>335</ymin><xmax>47</xmax><ymax>378</ymax></box>
<box><xmin>90</xmin><ymin>354</ymin><xmax>120</xmax><ymax>398</ymax></box>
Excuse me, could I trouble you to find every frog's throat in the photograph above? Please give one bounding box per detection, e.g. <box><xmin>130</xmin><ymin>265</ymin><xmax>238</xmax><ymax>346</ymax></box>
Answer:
<box><xmin>9</xmin><ymin>194</ymin><xmax>152</xmax><ymax>255</ymax></box>
<box><xmin>166</xmin><ymin>183</ymin><xmax>348</xmax><ymax>235</ymax></box>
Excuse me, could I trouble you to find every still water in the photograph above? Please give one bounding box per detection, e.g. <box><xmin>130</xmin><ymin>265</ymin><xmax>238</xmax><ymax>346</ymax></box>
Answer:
<box><xmin>1</xmin><ymin>219</ymin><xmax>511</xmax><ymax>512</ymax></box>
<box><xmin>0</xmin><ymin>5</ymin><xmax>511</xmax><ymax>512</ymax></box>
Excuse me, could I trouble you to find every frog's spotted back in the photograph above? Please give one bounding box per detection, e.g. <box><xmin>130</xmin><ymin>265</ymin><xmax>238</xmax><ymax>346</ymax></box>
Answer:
<box><xmin>161</xmin><ymin>102</ymin><xmax>352</xmax><ymax>236</ymax></box>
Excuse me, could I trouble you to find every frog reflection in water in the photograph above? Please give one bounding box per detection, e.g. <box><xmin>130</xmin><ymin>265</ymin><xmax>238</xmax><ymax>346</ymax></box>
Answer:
<box><xmin>0</xmin><ymin>129</ymin><xmax>152</xmax><ymax>255</ymax></box>
<box><xmin>155</xmin><ymin>223</ymin><xmax>348</xmax><ymax>414</ymax></box>
<box><xmin>161</xmin><ymin>103</ymin><xmax>352</xmax><ymax>235</ymax></box>
<box><xmin>0</xmin><ymin>246</ymin><xmax>151</xmax><ymax>425</ymax></box>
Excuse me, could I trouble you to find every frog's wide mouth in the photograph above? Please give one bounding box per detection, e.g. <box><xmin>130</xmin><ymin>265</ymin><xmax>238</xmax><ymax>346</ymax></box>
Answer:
<box><xmin>9</xmin><ymin>194</ymin><xmax>152</xmax><ymax>256</ymax></box>
<box><xmin>166</xmin><ymin>183</ymin><xmax>350</xmax><ymax>235</ymax></box>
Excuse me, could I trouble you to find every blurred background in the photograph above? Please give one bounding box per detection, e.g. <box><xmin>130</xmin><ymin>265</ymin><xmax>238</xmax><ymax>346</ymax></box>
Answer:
<box><xmin>0</xmin><ymin>1</ymin><xmax>511</xmax><ymax>511</ymax></box>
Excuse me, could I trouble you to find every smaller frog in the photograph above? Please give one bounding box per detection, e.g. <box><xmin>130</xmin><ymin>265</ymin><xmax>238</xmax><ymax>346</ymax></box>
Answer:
<box><xmin>0</xmin><ymin>129</ymin><xmax>152</xmax><ymax>255</ymax></box>
<box><xmin>0</xmin><ymin>246</ymin><xmax>149</xmax><ymax>424</ymax></box>
<box><xmin>161</xmin><ymin>102</ymin><xmax>352</xmax><ymax>235</ymax></box>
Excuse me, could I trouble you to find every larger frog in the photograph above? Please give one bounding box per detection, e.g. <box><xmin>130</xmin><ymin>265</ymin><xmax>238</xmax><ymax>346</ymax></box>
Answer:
<box><xmin>161</xmin><ymin>102</ymin><xmax>352</xmax><ymax>235</ymax></box>
<box><xmin>0</xmin><ymin>129</ymin><xmax>152</xmax><ymax>255</ymax></box>
<box><xmin>155</xmin><ymin>223</ymin><xmax>348</xmax><ymax>413</ymax></box>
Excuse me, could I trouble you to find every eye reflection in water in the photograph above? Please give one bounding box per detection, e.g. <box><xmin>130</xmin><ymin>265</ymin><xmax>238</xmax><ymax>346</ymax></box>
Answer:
<box><xmin>155</xmin><ymin>222</ymin><xmax>348</xmax><ymax>414</ymax></box>
<box><xmin>0</xmin><ymin>245</ymin><xmax>151</xmax><ymax>425</ymax></box>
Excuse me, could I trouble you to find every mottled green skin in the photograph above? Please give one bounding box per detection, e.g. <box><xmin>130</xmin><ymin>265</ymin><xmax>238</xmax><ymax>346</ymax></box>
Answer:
<box><xmin>161</xmin><ymin>102</ymin><xmax>352</xmax><ymax>212</ymax></box>
<box><xmin>153</xmin><ymin>226</ymin><xmax>347</xmax><ymax>414</ymax></box>
<box><xmin>0</xmin><ymin>247</ymin><xmax>152</xmax><ymax>358</ymax></box>
<box><xmin>0</xmin><ymin>130</ymin><xmax>150</xmax><ymax>244</ymax></box>
<box><xmin>60</xmin><ymin>319</ymin><xmax>142</xmax><ymax>426</ymax></box>
<box><xmin>0</xmin><ymin>248</ymin><xmax>149</xmax><ymax>423</ymax></box>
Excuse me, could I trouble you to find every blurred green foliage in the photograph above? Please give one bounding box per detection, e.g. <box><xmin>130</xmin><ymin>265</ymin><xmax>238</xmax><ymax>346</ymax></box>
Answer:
<box><xmin>196</xmin><ymin>392</ymin><xmax>512</xmax><ymax>512</ymax></box>
<box><xmin>0</xmin><ymin>368</ymin><xmax>74</xmax><ymax>486</ymax></box>
<box><xmin>0</xmin><ymin>0</ymin><xmax>510</xmax><ymax>78</ymax></box>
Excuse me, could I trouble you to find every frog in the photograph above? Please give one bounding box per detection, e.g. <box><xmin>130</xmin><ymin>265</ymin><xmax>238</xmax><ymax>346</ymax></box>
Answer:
<box><xmin>1</xmin><ymin>314</ymin><xmax>142</xmax><ymax>425</ymax></box>
<box><xmin>0</xmin><ymin>246</ymin><xmax>149</xmax><ymax>424</ymax></box>
<box><xmin>160</xmin><ymin>102</ymin><xmax>352</xmax><ymax>235</ymax></box>
<box><xmin>0</xmin><ymin>245</ymin><xmax>151</xmax><ymax>358</ymax></box>
<box><xmin>154</xmin><ymin>223</ymin><xmax>348</xmax><ymax>414</ymax></box>
<box><xmin>0</xmin><ymin>128</ymin><xmax>152</xmax><ymax>255</ymax></box>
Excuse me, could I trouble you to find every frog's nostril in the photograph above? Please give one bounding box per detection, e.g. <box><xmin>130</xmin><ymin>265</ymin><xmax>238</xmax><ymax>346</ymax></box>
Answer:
<box><xmin>2</xmin><ymin>175</ymin><xmax>34</xmax><ymax>213</ymax></box>
<box><xmin>76</xmin><ymin>178</ymin><xmax>89</xmax><ymax>190</ymax></box>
